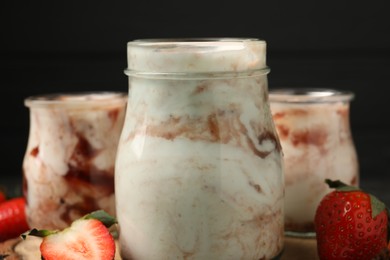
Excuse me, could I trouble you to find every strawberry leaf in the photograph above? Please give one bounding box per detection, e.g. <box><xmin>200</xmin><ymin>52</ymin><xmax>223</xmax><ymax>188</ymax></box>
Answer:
<box><xmin>369</xmin><ymin>194</ymin><xmax>386</xmax><ymax>219</ymax></box>
<box><xmin>83</xmin><ymin>210</ymin><xmax>117</xmax><ymax>228</ymax></box>
<box><xmin>325</xmin><ymin>179</ymin><xmax>360</xmax><ymax>192</ymax></box>
<box><xmin>21</xmin><ymin>228</ymin><xmax>58</xmax><ymax>240</ymax></box>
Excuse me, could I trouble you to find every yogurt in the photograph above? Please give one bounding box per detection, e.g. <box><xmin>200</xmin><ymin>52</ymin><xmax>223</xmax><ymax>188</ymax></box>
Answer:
<box><xmin>23</xmin><ymin>92</ymin><xmax>127</xmax><ymax>229</ymax></box>
<box><xmin>270</xmin><ymin>89</ymin><xmax>359</xmax><ymax>235</ymax></box>
<box><xmin>116</xmin><ymin>39</ymin><xmax>284</xmax><ymax>259</ymax></box>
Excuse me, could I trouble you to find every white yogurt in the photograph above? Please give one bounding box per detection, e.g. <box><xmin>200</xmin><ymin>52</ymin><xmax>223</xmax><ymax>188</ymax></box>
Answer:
<box><xmin>116</xmin><ymin>39</ymin><xmax>284</xmax><ymax>259</ymax></box>
<box><xmin>23</xmin><ymin>92</ymin><xmax>127</xmax><ymax>229</ymax></box>
<box><xmin>270</xmin><ymin>89</ymin><xmax>359</xmax><ymax>235</ymax></box>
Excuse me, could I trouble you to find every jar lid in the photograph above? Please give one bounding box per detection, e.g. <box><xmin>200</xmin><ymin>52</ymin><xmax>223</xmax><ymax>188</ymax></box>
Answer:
<box><xmin>125</xmin><ymin>38</ymin><xmax>267</xmax><ymax>76</ymax></box>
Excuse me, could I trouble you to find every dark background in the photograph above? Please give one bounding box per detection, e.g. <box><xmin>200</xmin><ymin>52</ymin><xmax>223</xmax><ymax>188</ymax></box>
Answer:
<box><xmin>1</xmin><ymin>1</ymin><xmax>389</xmax><ymax>200</ymax></box>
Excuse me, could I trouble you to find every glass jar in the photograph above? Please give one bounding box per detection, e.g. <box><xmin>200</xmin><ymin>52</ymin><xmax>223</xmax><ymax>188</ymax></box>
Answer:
<box><xmin>23</xmin><ymin>92</ymin><xmax>127</xmax><ymax>229</ymax></box>
<box><xmin>269</xmin><ymin>88</ymin><xmax>359</xmax><ymax>237</ymax></box>
<box><xmin>116</xmin><ymin>39</ymin><xmax>284</xmax><ymax>259</ymax></box>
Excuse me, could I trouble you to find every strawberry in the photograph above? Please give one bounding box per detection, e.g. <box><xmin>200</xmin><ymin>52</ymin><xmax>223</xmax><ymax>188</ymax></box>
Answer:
<box><xmin>315</xmin><ymin>179</ymin><xmax>389</xmax><ymax>260</ymax></box>
<box><xmin>0</xmin><ymin>197</ymin><xmax>29</xmax><ymax>242</ymax></box>
<box><xmin>22</xmin><ymin>210</ymin><xmax>117</xmax><ymax>260</ymax></box>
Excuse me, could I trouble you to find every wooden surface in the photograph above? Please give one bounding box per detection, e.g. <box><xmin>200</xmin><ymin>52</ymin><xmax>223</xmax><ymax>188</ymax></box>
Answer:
<box><xmin>281</xmin><ymin>236</ymin><xmax>319</xmax><ymax>260</ymax></box>
<box><xmin>1</xmin><ymin>236</ymin><xmax>319</xmax><ymax>260</ymax></box>
<box><xmin>0</xmin><ymin>238</ymin><xmax>20</xmax><ymax>260</ymax></box>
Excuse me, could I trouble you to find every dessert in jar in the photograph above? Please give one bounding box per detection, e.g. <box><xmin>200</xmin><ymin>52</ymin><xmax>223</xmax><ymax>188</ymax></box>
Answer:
<box><xmin>269</xmin><ymin>88</ymin><xmax>359</xmax><ymax>236</ymax></box>
<box><xmin>116</xmin><ymin>39</ymin><xmax>284</xmax><ymax>259</ymax></box>
<box><xmin>23</xmin><ymin>92</ymin><xmax>127</xmax><ymax>229</ymax></box>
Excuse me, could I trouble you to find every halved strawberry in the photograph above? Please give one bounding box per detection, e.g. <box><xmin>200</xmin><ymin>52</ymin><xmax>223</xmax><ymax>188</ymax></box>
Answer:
<box><xmin>23</xmin><ymin>210</ymin><xmax>117</xmax><ymax>260</ymax></box>
<box><xmin>0</xmin><ymin>197</ymin><xmax>29</xmax><ymax>242</ymax></box>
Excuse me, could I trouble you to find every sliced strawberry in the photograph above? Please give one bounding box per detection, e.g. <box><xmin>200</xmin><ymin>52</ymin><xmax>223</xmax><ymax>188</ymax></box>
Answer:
<box><xmin>0</xmin><ymin>197</ymin><xmax>29</xmax><ymax>242</ymax></box>
<box><xmin>41</xmin><ymin>218</ymin><xmax>115</xmax><ymax>260</ymax></box>
<box><xmin>23</xmin><ymin>210</ymin><xmax>116</xmax><ymax>260</ymax></box>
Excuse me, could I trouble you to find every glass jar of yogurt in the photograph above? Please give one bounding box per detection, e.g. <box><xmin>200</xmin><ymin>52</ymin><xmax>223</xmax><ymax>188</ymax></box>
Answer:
<box><xmin>23</xmin><ymin>92</ymin><xmax>127</xmax><ymax>229</ymax></box>
<box><xmin>269</xmin><ymin>88</ymin><xmax>359</xmax><ymax>237</ymax></box>
<box><xmin>115</xmin><ymin>39</ymin><xmax>284</xmax><ymax>259</ymax></box>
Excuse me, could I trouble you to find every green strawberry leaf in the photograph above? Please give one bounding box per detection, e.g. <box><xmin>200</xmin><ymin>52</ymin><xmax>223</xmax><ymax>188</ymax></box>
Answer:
<box><xmin>325</xmin><ymin>179</ymin><xmax>360</xmax><ymax>192</ymax></box>
<box><xmin>83</xmin><ymin>210</ymin><xmax>117</xmax><ymax>228</ymax></box>
<box><xmin>369</xmin><ymin>194</ymin><xmax>386</xmax><ymax>218</ymax></box>
<box><xmin>21</xmin><ymin>228</ymin><xmax>58</xmax><ymax>240</ymax></box>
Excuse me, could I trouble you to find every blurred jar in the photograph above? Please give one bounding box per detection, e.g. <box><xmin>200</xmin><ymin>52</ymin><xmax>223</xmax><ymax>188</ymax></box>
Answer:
<box><xmin>270</xmin><ymin>88</ymin><xmax>359</xmax><ymax>236</ymax></box>
<box><xmin>23</xmin><ymin>92</ymin><xmax>127</xmax><ymax>229</ymax></box>
<box><xmin>116</xmin><ymin>38</ymin><xmax>284</xmax><ymax>259</ymax></box>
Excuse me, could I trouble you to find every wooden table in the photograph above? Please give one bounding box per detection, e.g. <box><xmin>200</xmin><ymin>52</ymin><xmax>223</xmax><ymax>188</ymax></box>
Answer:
<box><xmin>281</xmin><ymin>236</ymin><xmax>319</xmax><ymax>260</ymax></box>
<box><xmin>2</xmin><ymin>236</ymin><xmax>319</xmax><ymax>260</ymax></box>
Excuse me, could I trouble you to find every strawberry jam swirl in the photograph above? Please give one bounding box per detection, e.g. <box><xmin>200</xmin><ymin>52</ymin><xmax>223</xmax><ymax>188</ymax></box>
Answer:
<box><xmin>23</xmin><ymin>93</ymin><xmax>126</xmax><ymax>229</ymax></box>
<box><xmin>270</xmin><ymin>89</ymin><xmax>359</xmax><ymax>234</ymax></box>
<box><xmin>116</xmin><ymin>39</ymin><xmax>284</xmax><ymax>260</ymax></box>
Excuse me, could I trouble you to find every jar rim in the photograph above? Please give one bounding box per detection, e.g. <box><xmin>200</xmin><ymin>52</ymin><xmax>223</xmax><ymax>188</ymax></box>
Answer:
<box><xmin>124</xmin><ymin>67</ymin><xmax>270</xmax><ymax>79</ymax></box>
<box><xmin>25</xmin><ymin>92</ymin><xmax>127</xmax><ymax>107</ymax></box>
<box><xmin>126</xmin><ymin>38</ymin><xmax>268</xmax><ymax>75</ymax></box>
<box><xmin>269</xmin><ymin>88</ymin><xmax>354</xmax><ymax>103</ymax></box>
<box><xmin>128</xmin><ymin>38</ymin><xmax>264</xmax><ymax>47</ymax></box>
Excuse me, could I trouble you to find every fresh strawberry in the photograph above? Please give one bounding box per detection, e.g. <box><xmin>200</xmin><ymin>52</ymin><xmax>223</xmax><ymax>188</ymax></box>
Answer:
<box><xmin>23</xmin><ymin>210</ymin><xmax>117</xmax><ymax>260</ymax></box>
<box><xmin>315</xmin><ymin>179</ymin><xmax>389</xmax><ymax>260</ymax></box>
<box><xmin>0</xmin><ymin>197</ymin><xmax>29</xmax><ymax>242</ymax></box>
